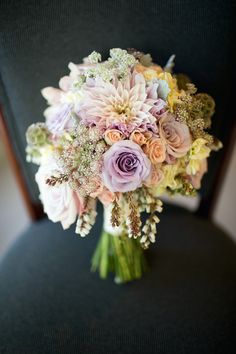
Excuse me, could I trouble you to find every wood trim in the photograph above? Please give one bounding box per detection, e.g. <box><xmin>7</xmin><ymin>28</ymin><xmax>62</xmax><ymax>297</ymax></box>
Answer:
<box><xmin>0</xmin><ymin>106</ymin><xmax>43</xmax><ymax>221</ymax></box>
<box><xmin>197</xmin><ymin>121</ymin><xmax>236</xmax><ymax>219</ymax></box>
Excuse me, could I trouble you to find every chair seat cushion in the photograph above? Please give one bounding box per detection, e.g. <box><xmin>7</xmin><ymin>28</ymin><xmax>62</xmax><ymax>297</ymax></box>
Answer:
<box><xmin>0</xmin><ymin>205</ymin><xmax>235</xmax><ymax>354</ymax></box>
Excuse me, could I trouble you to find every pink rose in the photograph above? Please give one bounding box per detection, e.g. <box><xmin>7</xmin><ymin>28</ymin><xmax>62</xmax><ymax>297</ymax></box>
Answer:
<box><xmin>35</xmin><ymin>159</ymin><xmax>84</xmax><ymax>229</ymax></box>
<box><xmin>149</xmin><ymin>99</ymin><xmax>167</xmax><ymax>119</ymax></box>
<box><xmin>159</xmin><ymin>113</ymin><xmax>192</xmax><ymax>158</ymax></box>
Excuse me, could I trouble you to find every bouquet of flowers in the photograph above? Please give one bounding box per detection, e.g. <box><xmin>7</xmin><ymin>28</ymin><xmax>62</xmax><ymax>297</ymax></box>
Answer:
<box><xmin>26</xmin><ymin>48</ymin><xmax>221</xmax><ymax>283</ymax></box>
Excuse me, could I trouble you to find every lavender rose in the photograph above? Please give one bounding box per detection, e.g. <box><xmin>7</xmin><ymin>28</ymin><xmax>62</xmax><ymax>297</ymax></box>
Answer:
<box><xmin>102</xmin><ymin>140</ymin><xmax>151</xmax><ymax>192</ymax></box>
<box><xmin>159</xmin><ymin>113</ymin><xmax>192</xmax><ymax>159</ymax></box>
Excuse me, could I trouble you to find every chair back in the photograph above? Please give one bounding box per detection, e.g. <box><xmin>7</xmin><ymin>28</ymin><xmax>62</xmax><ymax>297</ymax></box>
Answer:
<box><xmin>0</xmin><ymin>0</ymin><xmax>235</xmax><ymax>218</ymax></box>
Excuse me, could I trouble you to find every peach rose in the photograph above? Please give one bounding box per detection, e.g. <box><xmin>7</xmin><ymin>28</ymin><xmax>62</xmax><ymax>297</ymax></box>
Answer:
<box><xmin>130</xmin><ymin>130</ymin><xmax>148</xmax><ymax>146</ymax></box>
<box><xmin>104</xmin><ymin>129</ymin><xmax>125</xmax><ymax>145</ymax></box>
<box><xmin>144</xmin><ymin>165</ymin><xmax>164</xmax><ymax>188</ymax></box>
<box><xmin>143</xmin><ymin>137</ymin><xmax>166</xmax><ymax>164</ymax></box>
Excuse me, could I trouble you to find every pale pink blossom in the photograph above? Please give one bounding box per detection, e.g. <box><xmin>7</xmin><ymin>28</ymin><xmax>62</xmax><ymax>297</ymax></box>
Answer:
<box><xmin>35</xmin><ymin>159</ymin><xmax>85</xmax><ymax>229</ymax></box>
<box><xmin>59</xmin><ymin>62</ymin><xmax>96</xmax><ymax>91</ymax></box>
<box><xmin>41</xmin><ymin>87</ymin><xmax>62</xmax><ymax>105</ymax></box>
<box><xmin>45</xmin><ymin>103</ymin><xmax>74</xmax><ymax>135</ymax></box>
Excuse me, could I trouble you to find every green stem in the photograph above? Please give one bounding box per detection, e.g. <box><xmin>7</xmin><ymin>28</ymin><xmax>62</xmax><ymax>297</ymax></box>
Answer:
<box><xmin>91</xmin><ymin>230</ymin><xmax>148</xmax><ymax>284</ymax></box>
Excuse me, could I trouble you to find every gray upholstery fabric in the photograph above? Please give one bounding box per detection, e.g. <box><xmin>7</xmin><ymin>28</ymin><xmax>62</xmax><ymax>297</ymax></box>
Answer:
<box><xmin>0</xmin><ymin>205</ymin><xmax>235</xmax><ymax>353</ymax></box>
<box><xmin>0</xmin><ymin>0</ymin><xmax>235</xmax><ymax>203</ymax></box>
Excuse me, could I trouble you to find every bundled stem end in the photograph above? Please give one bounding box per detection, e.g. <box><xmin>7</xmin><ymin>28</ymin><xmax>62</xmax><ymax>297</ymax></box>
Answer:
<box><xmin>91</xmin><ymin>230</ymin><xmax>148</xmax><ymax>284</ymax></box>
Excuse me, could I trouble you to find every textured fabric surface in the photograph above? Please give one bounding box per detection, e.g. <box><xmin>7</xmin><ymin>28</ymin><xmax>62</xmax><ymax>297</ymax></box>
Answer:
<box><xmin>0</xmin><ymin>0</ymin><xmax>236</xmax><ymax>203</ymax></box>
<box><xmin>0</xmin><ymin>205</ymin><xmax>235</xmax><ymax>353</ymax></box>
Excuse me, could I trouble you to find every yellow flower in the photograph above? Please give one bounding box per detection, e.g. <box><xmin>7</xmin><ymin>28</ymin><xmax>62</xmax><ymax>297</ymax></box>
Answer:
<box><xmin>158</xmin><ymin>72</ymin><xmax>183</xmax><ymax>111</ymax></box>
<box><xmin>153</xmin><ymin>161</ymin><xmax>185</xmax><ymax>196</ymax></box>
<box><xmin>186</xmin><ymin>138</ymin><xmax>211</xmax><ymax>175</ymax></box>
<box><xmin>135</xmin><ymin>64</ymin><xmax>163</xmax><ymax>81</ymax></box>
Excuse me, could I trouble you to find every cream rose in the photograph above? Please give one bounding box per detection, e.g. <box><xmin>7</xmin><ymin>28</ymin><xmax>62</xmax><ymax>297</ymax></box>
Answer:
<box><xmin>159</xmin><ymin>113</ymin><xmax>192</xmax><ymax>158</ymax></box>
<box><xmin>35</xmin><ymin>158</ymin><xmax>84</xmax><ymax>229</ymax></box>
<box><xmin>143</xmin><ymin>137</ymin><xmax>166</xmax><ymax>164</ymax></box>
<box><xmin>104</xmin><ymin>129</ymin><xmax>125</xmax><ymax>145</ymax></box>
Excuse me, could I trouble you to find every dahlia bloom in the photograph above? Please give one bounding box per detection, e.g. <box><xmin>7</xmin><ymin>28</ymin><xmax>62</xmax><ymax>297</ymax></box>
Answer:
<box><xmin>77</xmin><ymin>73</ymin><xmax>157</xmax><ymax>131</ymax></box>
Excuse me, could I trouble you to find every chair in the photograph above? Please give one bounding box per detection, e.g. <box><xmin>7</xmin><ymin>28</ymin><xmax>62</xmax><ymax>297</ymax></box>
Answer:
<box><xmin>0</xmin><ymin>1</ymin><xmax>235</xmax><ymax>353</ymax></box>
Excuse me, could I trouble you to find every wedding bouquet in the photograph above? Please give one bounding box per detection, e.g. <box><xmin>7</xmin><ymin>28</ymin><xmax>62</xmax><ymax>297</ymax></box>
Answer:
<box><xmin>26</xmin><ymin>48</ymin><xmax>221</xmax><ymax>283</ymax></box>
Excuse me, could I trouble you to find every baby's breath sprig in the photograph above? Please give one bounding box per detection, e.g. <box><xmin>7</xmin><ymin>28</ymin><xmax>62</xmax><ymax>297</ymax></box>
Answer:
<box><xmin>85</xmin><ymin>48</ymin><xmax>137</xmax><ymax>82</ymax></box>
<box><xmin>55</xmin><ymin>123</ymin><xmax>106</xmax><ymax>197</ymax></box>
<box><xmin>87</xmin><ymin>51</ymin><xmax>102</xmax><ymax>64</ymax></box>
<box><xmin>75</xmin><ymin>198</ymin><xmax>97</xmax><ymax>237</ymax></box>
